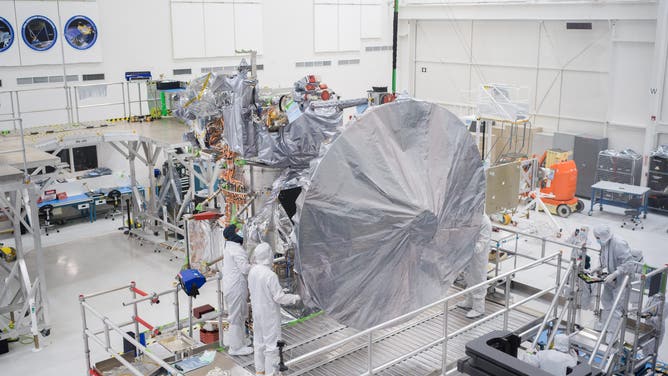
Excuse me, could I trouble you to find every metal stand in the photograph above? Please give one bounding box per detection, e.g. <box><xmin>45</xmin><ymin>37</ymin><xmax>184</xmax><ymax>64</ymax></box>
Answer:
<box><xmin>0</xmin><ymin>118</ymin><xmax>50</xmax><ymax>351</ymax></box>
<box><xmin>79</xmin><ymin>274</ymin><xmax>224</xmax><ymax>376</ymax></box>
<box><xmin>0</xmin><ymin>182</ymin><xmax>51</xmax><ymax>351</ymax></box>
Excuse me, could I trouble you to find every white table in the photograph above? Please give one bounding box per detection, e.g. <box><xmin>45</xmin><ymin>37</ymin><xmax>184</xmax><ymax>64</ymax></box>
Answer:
<box><xmin>589</xmin><ymin>180</ymin><xmax>650</xmax><ymax>217</ymax></box>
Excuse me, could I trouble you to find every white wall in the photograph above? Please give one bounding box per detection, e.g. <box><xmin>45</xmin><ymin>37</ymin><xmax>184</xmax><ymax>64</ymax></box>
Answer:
<box><xmin>0</xmin><ymin>0</ymin><xmax>395</xmax><ymax>181</ymax></box>
<box><xmin>397</xmin><ymin>1</ymin><xmax>661</xmax><ymax>154</ymax></box>
<box><xmin>0</xmin><ymin>0</ymin><xmax>395</xmax><ymax>128</ymax></box>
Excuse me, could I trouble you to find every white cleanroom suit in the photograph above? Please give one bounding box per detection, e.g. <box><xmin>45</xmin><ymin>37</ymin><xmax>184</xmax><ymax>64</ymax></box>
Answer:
<box><xmin>523</xmin><ymin>334</ymin><xmax>578</xmax><ymax>376</ymax></box>
<box><xmin>593</xmin><ymin>224</ymin><xmax>639</xmax><ymax>344</ymax></box>
<box><xmin>248</xmin><ymin>243</ymin><xmax>300</xmax><ymax>376</ymax></box>
<box><xmin>457</xmin><ymin>214</ymin><xmax>492</xmax><ymax>319</ymax></box>
<box><xmin>221</xmin><ymin>231</ymin><xmax>253</xmax><ymax>356</ymax></box>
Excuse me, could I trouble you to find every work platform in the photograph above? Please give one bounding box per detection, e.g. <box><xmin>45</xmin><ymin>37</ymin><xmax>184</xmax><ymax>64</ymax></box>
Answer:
<box><xmin>2</xmin><ymin>118</ymin><xmax>189</xmax><ymax>150</ymax></box>
<box><xmin>233</xmin><ymin>300</ymin><xmax>540</xmax><ymax>375</ymax></box>
<box><xmin>2</xmin><ymin>118</ymin><xmax>204</xmax><ymax>243</ymax></box>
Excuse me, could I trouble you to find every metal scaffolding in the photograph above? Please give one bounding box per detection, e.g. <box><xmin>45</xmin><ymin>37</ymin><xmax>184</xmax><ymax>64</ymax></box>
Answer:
<box><xmin>0</xmin><ymin>118</ymin><xmax>51</xmax><ymax>350</ymax></box>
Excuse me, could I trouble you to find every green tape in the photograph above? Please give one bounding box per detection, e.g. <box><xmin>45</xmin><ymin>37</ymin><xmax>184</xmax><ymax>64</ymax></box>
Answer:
<box><xmin>286</xmin><ymin>310</ymin><xmax>324</xmax><ymax>326</ymax></box>
<box><xmin>160</xmin><ymin>92</ymin><xmax>168</xmax><ymax>116</ymax></box>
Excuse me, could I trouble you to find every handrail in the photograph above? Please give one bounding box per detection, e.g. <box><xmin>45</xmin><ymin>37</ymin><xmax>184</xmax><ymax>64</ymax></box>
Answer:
<box><xmin>81</xmin><ymin>301</ymin><xmax>184</xmax><ymax>375</ymax></box>
<box><xmin>495</xmin><ymin>226</ymin><xmax>601</xmax><ymax>254</ymax></box>
<box><xmin>625</xmin><ymin>265</ymin><xmax>668</xmax><ymax>374</ymax></box>
<box><xmin>285</xmin><ymin>250</ymin><xmax>562</xmax><ymax>367</ymax></box>
<box><xmin>0</xmin><ymin>117</ymin><xmax>29</xmax><ymax>181</ymax></box>
<box><xmin>79</xmin><ymin>273</ymin><xmax>223</xmax><ymax>376</ymax></box>
<box><xmin>0</xmin><ymin>80</ymin><xmax>151</xmax><ymax>132</ymax></box>
<box><xmin>74</xmin><ymin>81</ymin><xmax>122</xmax><ymax>88</ymax></box>
<box><xmin>359</xmin><ymin>277</ymin><xmax>559</xmax><ymax>376</ymax></box>
<box><xmin>588</xmin><ymin>274</ymin><xmax>631</xmax><ymax>366</ymax></box>
<box><xmin>0</xmin><ymin>85</ymin><xmax>70</xmax><ymax>94</ymax></box>
<box><xmin>529</xmin><ymin>258</ymin><xmax>577</xmax><ymax>350</ymax></box>
<box><xmin>645</xmin><ymin>264</ymin><xmax>668</xmax><ymax>278</ymax></box>
<box><xmin>81</xmin><ymin>284</ymin><xmax>133</xmax><ymax>300</ymax></box>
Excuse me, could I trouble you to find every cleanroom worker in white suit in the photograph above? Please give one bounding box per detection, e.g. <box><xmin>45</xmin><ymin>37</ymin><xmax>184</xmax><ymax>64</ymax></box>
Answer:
<box><xmin>248</xmin><ymin>242</ymin><xmax>301</xmax><ymax>375</ymax></box>
<box><xmin>592</xmin><ymin>224</ymin><xmax>639</xmax><ymax>344</ymax></box>
<box><xmin>221</xmin><ymin>224</ymin><xmax>253</xmax><ymax>356</ymax></box>
<box><xmin>457</xmin><ymin>214</ymin><xmax>492</xmax><ymax>319</ymax></box>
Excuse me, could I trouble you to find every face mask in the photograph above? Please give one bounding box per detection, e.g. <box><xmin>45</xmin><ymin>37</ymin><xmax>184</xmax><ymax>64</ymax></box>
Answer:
<box><xmin>596</xmin><ymin>238</ymin><xmax>605</xmax><ymax>246</ymax></box>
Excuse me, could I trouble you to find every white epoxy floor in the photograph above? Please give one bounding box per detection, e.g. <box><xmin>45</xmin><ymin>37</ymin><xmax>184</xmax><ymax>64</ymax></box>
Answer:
<box><xmin>0</xmin><ymin>217</ymin><xmax>219</xmax><ymax>375</ymax></box>
<box><xmin>0</xmin><ymin>201</ymin><xmax>667</xmax><ymax>374</ymax></box>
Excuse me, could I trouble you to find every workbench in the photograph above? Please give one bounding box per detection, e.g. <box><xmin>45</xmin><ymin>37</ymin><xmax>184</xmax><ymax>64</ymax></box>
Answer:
<box><xmin>37</xmin><ymin>193</ymin><xmax>96</xmax><ymax>222</ymax></box>
<box><xmin>589</xmin><ymin>180</ymin><xmax>650</xmax><ymax>218</ymax></box>
<box><xmin>37</xmin><ymin>186</ymin><xmax>143</xmax><ymax>223</ymax></box>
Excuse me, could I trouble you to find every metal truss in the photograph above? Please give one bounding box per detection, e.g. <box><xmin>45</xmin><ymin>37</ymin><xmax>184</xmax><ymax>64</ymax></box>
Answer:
<box><xmin>0</xmin><ymin>180</ymin><xmax>50</xmax><ymax>349</ymax></box>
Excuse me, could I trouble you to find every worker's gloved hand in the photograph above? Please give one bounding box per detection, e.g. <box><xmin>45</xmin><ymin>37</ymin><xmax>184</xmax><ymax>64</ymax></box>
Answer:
<box><xmin>604</xmin><ymin>271</ymin><xmax>620</xmax><ymax>286</ymax></box>
<box><xmin>292</xmin><ymin>295</ymin><xmax>301</xmax><ymax>305</ymax></box>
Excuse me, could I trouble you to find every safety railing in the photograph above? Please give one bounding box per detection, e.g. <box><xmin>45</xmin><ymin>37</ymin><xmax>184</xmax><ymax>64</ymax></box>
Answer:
<box><xmin>636</xmin><ymin>265</ymin><xmax>667</xmax><ymax>374</ymax></box>
<box><xmin>484</xmin><ymin>226</ymin><xmax>600</xmax><ymax>302</ymax></box>
<box><xmin>73</xmin><ymin>81</ymin><xmax>128</xmax><ymax>124</ymax></box>
<box><xmin>529</xmin><ymin>255</ymin><xmax>580</xmax><ymax>351</ymax></box>
<box><xmin>1</xmin><ymin>86</ymin><xmax>74</xmax><ymax>128</ymax></box>
<box><xmin>0</xmin><ymin>117</ymin><xmax>29</xmax><ymax>181</ymax></box>
<box><xmin>588</xmin><ymin>274</ymin><xmax>631</xmax><ymax>372</ymax></box>
<box><xmin>0</xmin><ymin>80</ymin><xmax>153</xmax><ymax>132</ymax></box>
<box><xmin>0</xmin><ymin>90</ymin><xmax>17</xmax><ymax>129</ymax></box>
<box><xmin>584</xmin><ymin>264</ymin><xmax>668</xmax><ymax>375</ymax></box>
<box><xmin>285</xmin><ymin>251</ymin><xmax>564</xmax><ymax>375</ymax></box>
<box><xmin>79</xmin><ymin>274</ymin><xmax>223</xmax><ymax>376</ymax></box>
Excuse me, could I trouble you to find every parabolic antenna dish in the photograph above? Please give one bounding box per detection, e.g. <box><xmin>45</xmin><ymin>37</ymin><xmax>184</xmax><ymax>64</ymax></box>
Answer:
<box><xmin>295</xmin><ymin>99</ymin><xmax>486</xmax><ymax>329</ymax></box>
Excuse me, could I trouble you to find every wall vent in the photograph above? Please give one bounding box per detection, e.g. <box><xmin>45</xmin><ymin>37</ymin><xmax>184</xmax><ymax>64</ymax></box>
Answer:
<box><xmin>83</xmin><ymin>73</ymin><xmax>105</xmax><ymax>81</ymax></box>
<box><xmin>201</xmin><ymin>66</ymin><xmax>224</xmax><ymax>73</ymax></box>
<box><xmin>566</xmin><ymin>22</ymin><xmax>592</xmax><ymax>30</ymax></box>
<box><xmin>173</xmin><ymin>68</ymin><xmax>192</xmax><ymax>75</ymax></box>
<box><xmin>338</xmin><ymin>59</ymin><xmax>360</xmax><ymax>65</ymax></box>
<box><xmin>17</xmin><ymin>75</ymin><xmax>78</xmax><ymax>85</ymax></box>
<box><xmin>365</xmin><ymin>45</ymin><xmax>392</xmax><ymax>52</ymax></box>
<box><xmin>295</xmin><ymin>60</ymin><xmax>332</xmax><ymax>68</ymax></box>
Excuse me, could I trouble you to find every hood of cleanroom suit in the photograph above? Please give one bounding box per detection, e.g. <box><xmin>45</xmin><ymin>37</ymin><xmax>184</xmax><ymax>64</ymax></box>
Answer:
<box><xmin>254</xmin><ymin>242</ymin><xmax>273</xmax><ymax>266</ymax></box>
<box><xmin>293</xmin><ymin>99</ymin><xmax>486</xmax><ymax>329</ymax></box>
<box><xmin>593</xmin><ymin>225</ymin><xmax>612</xmax><ymax>244</ymax></box>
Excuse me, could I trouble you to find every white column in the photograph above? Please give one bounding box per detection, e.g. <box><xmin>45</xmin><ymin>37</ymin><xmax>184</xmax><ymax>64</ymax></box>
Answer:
<box><xmin>642</xmin><ymin>0</ymin><xmax>668</xmax><ymax>185</ymax></box>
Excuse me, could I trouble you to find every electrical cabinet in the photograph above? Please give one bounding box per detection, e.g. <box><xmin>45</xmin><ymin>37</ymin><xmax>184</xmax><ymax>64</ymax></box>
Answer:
<box><xmin>574</xmin><ymin>135</ymin><xmax>608</xmax><ymax>198</ymax></box>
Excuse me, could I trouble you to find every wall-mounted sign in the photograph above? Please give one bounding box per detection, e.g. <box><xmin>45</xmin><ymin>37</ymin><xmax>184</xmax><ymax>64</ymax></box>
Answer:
<box><xmin>0</xmin><ymin>17</ymin><xmax>14</xmax><ymax>52</ymax></box>
<box><xmin>64</xmin><ymin>15</ymin><xmax>97</xmax><ymax>50</ymax></box>
<box><xmin>22</xmin><ymin>15</ymin><xmax>57</xmax><ymax>51</ymax></box>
